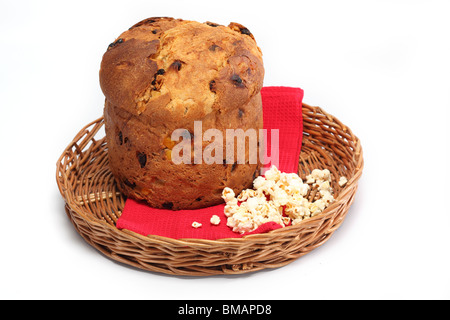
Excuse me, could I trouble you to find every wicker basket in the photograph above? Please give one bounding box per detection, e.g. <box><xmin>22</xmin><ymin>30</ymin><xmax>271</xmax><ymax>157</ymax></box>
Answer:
<box><xmin>56</xmin><ymin>103</ymin><xmax>363</xmax><ymax>276</ymax></box>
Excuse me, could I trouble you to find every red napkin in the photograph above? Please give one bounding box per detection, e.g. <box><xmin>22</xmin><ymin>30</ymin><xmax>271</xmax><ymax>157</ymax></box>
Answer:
<box><xmin>116</xmin><ymin>86</ymin><xmax>304</xmax><ymax>240</ymax></box>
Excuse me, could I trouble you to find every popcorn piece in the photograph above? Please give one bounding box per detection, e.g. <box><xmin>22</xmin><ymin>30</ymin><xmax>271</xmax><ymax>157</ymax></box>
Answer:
<box><xmin>271</xmin><ymin>189</ymin><xmax>289</xmax><ymax>207</ymax></box>
<box><xmin>210</xmin><ymin>215</ymin><xmax>221</xmax><ymax>225</ymax></box>
<box><xmin>264</xmin><ymin>165</ymin><xmax>281</xmax><ymax>181</ymax></box>
<box><xmin>237</xmin><ymin>188</ymin><xmax>256</xmax><ymax>202</ymax></box>
<box><xmin>245</xmin><ymin>197</ymin><xmax>259</xmax><ymax>210</ymax></box>
<box><xmin>224</xmin><ymin>200</ymin><xmax>239</xmax><ymax>217</ymax></box>
<box><xmin>310</xmin><ymin>199</ymin><xmax>327</xmax><ymax>215</ymax></box>
<box><xmin>227</xmin><ymin>207</ymin><xmax>255</xmax><ymax>234</ymax></box>
<box><xmin>257</xmin><ymin>179</ymin><xmax>276</xmax><ymax>194</ymax></box>
<box><xmin>298</xmin><ymin>183</ymin><xmax>310</xmax><ymax>197</ymax></box>
<box><xmin>222</xmin><ymin>187</ymin><xmax>235</xmax><ymax>202</ymax></box>
<box><xmin>307</xmin><ymin>169</ymin><xmax>332</xmax><ymax>184</ymax></box>
<box><xmin>321</xmin><ymin>191</ymin><xmax>335</xmax><ymax>204</ymax></box>
<box><xmin>253</xmin><ymin>176</ymin><xmax>266</xmax><ymax>190</ymax></box>
<box><xmin>282</xmin><ymin>216</ymin><xmax>291</xmax><ymax>226</ymax></box>
<box><xmin>322</xmin><ymin>169</ymin><xmax>331</xmax><ymax>181</ymax></box>
<box><xmin>222</xmin><ymin>166</ymin><xmax>339</xmax><ymax>234</ymax></box>
<box><xmin>306</xmin><ymin>175</ymin><xmax>315</xmax><ymax>184</ymax></box>
<box><xmin>339</xmin><ymin>176</ymin><xmax>348</xmax><ymax>187</ymax></box>
<box><xmin>319</xmin><ymin>180</ymin><xmax>331</xmax><ymax>191</ymax></box>
<box><xmin>285</xmin><ymin>200</ymin><xmax>310</xmax><ymax>220</ymax></box>
<box><xmin>192</xmin><ymin>221</ymin><xmax>202</xmax><ymax>228</ymax></box>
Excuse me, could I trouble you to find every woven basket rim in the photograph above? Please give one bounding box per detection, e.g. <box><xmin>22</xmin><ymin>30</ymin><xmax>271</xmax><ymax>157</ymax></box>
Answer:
<box><xmin>56</xmin><ymin>102</ymin><xmax>364</xmax><ymax>274</ymax></box>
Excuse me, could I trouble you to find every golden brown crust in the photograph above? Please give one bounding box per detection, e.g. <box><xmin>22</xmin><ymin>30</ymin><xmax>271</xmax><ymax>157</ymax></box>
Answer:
<box><xmin>100</xmin><ymin>38</ymin><xmax>159</xmax><ymax>110</ymax></box>
<box><xmin>100</xmin><ymin>17</ymin><xmax>265</xmax><ymax>210</ymax></box>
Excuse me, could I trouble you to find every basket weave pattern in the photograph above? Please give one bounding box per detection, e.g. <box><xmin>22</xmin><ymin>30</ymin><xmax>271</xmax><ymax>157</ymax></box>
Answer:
<box><xmin>56</xmin><ymin>103</ymin><xmax>363</xmax><ymax>276</ymax></box>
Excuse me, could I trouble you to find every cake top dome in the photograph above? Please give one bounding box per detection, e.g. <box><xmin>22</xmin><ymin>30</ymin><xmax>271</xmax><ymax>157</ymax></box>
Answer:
<box><xmin>99</xmin><ymin>17</ymin><xmax>264</xmax><ymax>128</ymax></box>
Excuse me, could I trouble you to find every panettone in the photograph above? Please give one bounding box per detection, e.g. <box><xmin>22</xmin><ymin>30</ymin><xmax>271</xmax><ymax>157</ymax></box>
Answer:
<box><xmin>99</xmin><ymin>17</ymin><xmax>265</xmax><ymax>210</ymax></box>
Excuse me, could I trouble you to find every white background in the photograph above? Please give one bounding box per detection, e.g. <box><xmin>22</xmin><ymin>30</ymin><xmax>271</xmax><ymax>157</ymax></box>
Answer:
<box><xmin>1</xmin><ymin>0</ymin><xmax>449</xmax><ymax>300</ymax></box>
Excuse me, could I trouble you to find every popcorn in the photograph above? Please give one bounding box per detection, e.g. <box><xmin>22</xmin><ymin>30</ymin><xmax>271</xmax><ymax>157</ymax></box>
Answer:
<box><xmin>271</xmin><ymin>189</ymin><xmax>289</xmax><ymax>207</ymax></box>
<box><xmin>319</xmin><ymin>180</ymin><xmax>331</xmax><ymax>191</ymax></box>
<box><xmin>310</xmin><ymin>199</ymin><xmax>327</xmax><ymax>216</ymax></box>
<box><xmin>237</xmin><ymin>188</ymin><xmax>256</xmax><ymax>202</ymax></box>
<box><xmin>192</xmin><ymin>221</ymin><xmax>202</xmax><ymax>228</ymax></box>
<box><xmin>253</xmin><ymin>176</ymin><xmax>266</xmax><ymax>189</ymax></box>
<box><xmin>282</xmin><ymin>216</ymin><xmax>291</xmax><ymax>226</ymax></box>
<box><xmin>245</xmin><ymin>197</ymin><xmax>259</xmax><ymax>210</ymax></box>
<box><xmin>339</xmin><ymin>176</ymin><xmax>348</xmax><ymax>187</ymax></box>
<box><xmin>306</xmin><ymin>168</ymin><xmax>331</xmax><ymax>184</ymax></box>
<box><xmin>227</xmin><ymin>207</ymin><xmax>254</xmax><ymax>234</ymax></box>
<box><xmin>222</xmin><ymin>165</ymin><xmax>338</xmax><ymax>234</ymax></box>
<box><xmin>224</xmin><ymin>200</ymin><xmax>239</xmax><ymax>217</ymax></box>
<box><xmin>264</xmin><ymin>165</ymin><xmax>281</xmax><ymax>181</ymax></box>
<box><xmin>306</xmin><ymin>175</ymin><xmax>316</xmax><ymax>184</ymax></box>
<box><xmin>222</xmin><ymin>187</ymin><xmax>236</xmax><ymax>202</ymax></box>
<box><xmin>210</xmin><ymin>215</ymin><xmax>221</xmax><ymax>225</ymax></box>
<box><xmin>321</xmin><ymin>191</ymin><xmax>335</xmax><ymax>204</ymax></box>
<box><xmin>298</xmin><ymin>184</ymin><xmax>310</xmax><ymax>197</ymax></box>
<box><xmin>256</xmin><ymin>179</ymin><xmax>276</xmax><ymax>194</ymax></box>
<box><xmin>285</xmin><ymin>200</ymin><xmax>310</xmax><ymax>219</ymax></box>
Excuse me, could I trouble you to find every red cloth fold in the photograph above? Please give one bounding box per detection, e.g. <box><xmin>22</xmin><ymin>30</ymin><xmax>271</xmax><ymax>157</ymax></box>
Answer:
<box><xmin>116</xmin><ymin>86</ymin><xmax>304</xmax><ymax>240</ymax></box>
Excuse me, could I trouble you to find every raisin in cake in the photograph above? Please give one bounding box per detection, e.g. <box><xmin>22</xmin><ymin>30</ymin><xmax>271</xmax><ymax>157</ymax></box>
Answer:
<box><xmin>100</xmin><ymin>17</ymin><xmax>265</xmax><ymax>210</ymax></box>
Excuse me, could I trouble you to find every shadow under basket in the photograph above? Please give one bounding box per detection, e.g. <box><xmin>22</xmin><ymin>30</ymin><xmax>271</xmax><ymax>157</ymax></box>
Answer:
<box><xmin>56</xmin><ymin>103</ymin><xmax>364</xmax><ymax>276</ymax></box>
